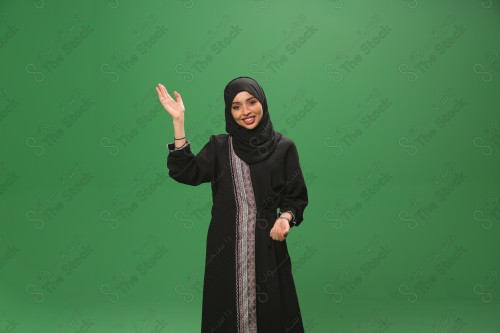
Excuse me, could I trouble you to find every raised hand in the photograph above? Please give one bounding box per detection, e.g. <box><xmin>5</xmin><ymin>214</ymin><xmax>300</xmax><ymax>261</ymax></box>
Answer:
<box><xmin>155</xmin><ymin>83</ymin><xmax>185</xmax><ymax>121</ymax></box>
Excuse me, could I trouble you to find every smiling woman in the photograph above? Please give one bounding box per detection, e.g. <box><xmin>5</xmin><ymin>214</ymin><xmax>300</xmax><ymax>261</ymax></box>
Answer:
<box><xmin>230</xmin><ymin>91</ymin><xmax>264</xmax><ymax>129</ymax></box>
<box><xmin>157</xmin><ymin>76</ymin><xmax>309</xmax><ymax>333</ymax></box>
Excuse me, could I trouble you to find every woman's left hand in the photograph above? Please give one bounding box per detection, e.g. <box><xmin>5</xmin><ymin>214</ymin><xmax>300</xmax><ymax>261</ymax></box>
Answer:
<box><xmin>270</xmin><ymin>218</ymin><xmax>290</xmax><ymax>241</ymax></box>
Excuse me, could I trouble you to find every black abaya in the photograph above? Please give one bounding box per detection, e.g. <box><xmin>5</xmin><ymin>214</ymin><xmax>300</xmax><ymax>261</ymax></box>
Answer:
<box><xmin>167</xmin><ymin>132</ymin><xmax>309</xmax><ymax>333</ymax></box>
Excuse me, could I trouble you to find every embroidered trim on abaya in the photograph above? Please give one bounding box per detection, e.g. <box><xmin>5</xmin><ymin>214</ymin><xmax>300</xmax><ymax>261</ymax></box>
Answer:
<box><xmin>229</xmin><ymin>135</ymin><xmax>258</xmax><ymax>333</ymax></box>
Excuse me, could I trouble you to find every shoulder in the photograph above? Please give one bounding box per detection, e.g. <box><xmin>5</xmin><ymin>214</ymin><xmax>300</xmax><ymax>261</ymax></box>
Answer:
<box><xmin>269</xmin><ymin>132</ymin><xmax>302</xmax><ymax>164</ymax></box>
<box><xmin>275</xmin><ymin>132</ymin><xmax>298</xmax><ymax>152</ymax></box>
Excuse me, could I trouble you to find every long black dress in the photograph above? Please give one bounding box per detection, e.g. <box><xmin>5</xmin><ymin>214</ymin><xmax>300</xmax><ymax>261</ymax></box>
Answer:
<box><xmin>167</xmin><ymin>132</ymin><xmax>309</xmax><ymax>333</ymax></box>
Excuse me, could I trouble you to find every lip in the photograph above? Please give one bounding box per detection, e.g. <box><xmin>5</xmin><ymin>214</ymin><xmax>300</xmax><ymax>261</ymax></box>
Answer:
<box><xmin>242</xmin><ymin>115</ymin><xmax>256</xmax><ymax>125</ymax></box>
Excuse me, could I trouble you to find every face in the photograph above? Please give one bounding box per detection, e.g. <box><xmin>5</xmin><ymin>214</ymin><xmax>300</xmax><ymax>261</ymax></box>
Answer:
<box><xmin>230</xmin><ymin>91</ymin><xmax>263</xmax><ymax>130</ymax></box>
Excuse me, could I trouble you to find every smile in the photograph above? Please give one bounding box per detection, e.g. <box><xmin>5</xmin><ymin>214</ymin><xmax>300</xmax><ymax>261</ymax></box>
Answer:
<box><xmin>243</xmin><ymin>116</ymin><xmax>256</xmax><ymax>125</ymax></box>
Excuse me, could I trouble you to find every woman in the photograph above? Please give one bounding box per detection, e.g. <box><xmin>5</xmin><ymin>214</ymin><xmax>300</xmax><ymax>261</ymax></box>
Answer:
<box><xmin>155</xmin><ymin>76</ymin><xmax>309</xmax><ymax>333</ymax></box>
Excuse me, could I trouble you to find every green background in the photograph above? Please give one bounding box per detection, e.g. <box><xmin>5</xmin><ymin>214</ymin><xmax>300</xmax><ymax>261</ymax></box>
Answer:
<box><xmin>1</xmin><ymin>0</ymin><xmax>499</xmax><ymax>332</ymax></box>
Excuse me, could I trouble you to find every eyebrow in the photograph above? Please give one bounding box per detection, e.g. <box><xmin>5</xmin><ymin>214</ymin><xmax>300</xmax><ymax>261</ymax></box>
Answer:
<box><xmin>232</xmin><ymin>97</ymin><xmax>256</xmax><ymax>105</ymax></box>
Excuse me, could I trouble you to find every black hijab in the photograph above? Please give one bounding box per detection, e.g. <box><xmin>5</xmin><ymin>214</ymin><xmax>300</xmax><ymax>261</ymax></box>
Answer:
<box><xmin>224</xmin><ymin>76</ymin><xmax>281</xmax><ymax>165</ymax></box>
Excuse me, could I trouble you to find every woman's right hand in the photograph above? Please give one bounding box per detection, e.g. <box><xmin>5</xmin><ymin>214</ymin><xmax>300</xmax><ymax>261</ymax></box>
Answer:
<box><xmin>155</xmin><ymin>83</ymin><xmax>185</xmax><ymax>121</ymax></box>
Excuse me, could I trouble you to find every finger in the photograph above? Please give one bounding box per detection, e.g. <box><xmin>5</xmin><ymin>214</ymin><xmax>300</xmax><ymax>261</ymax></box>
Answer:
<box><xmin>161</xmin><ymin>85</ymin><xmax>172</xmax><ymax>100</ymax></box>
<box><xmin>278</xmin><ymin>227</ymin><xmax>284</xmax><ymax>238</ymax></box>
<box><xmin>174</xmin><ymin>90</ymin><xmax>182</xmax><ymax>103</ymax></box>
<box><xmin>160</xmin><ymin>84</ymin><xmax>173</xmax><ymax>101</ymax></box>
<box><xmin>157</xmin><ymin>84</ymin><xmax>167</xmax><ymax>100</ymax></box>
<box><xmin>273</xmin><ymin>229</ymin><xmax>283</xmax><ymax>241</ymax></box>
<box><xmin>156</xmin><ymin>87</ymin><xmax>166</xmax><ymax>103</ymax></box>
<box><xmin>270</xmin><ymin>229</ymin><xmax>277</xmax><ymax>240</ymax></box>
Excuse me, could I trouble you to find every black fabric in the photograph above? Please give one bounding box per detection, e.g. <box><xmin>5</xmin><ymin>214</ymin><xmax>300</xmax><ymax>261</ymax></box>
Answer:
<box><xmin>224</xmin><ymin>76</ymin><xmax>280</xmax><ymax>165</ymax></box>
<box><xmin>166</xmin><ymin>133</ymin><xmax>309</xmax><ymax>332</ymax></box>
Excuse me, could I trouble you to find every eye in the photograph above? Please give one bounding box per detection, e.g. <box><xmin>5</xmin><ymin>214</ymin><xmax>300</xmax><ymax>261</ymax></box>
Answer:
<box><xmin>250</xmin><ymin>100</ymin><xmax>256</xmax><ymax>105</ymax></box>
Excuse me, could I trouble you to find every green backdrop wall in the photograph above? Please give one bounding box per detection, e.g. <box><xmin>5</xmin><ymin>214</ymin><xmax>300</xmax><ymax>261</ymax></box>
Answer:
<box><xmin>1</xmin><ymin>0</ymin><xmax>499</xmax><ymax>332</ymax></box>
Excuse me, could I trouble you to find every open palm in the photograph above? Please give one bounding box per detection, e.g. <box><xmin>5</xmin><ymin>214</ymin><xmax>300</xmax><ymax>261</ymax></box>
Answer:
<box><xmin>155</xmin><ymin>83</ymin><xmax>185</xmax><ymax>120</ymax></box>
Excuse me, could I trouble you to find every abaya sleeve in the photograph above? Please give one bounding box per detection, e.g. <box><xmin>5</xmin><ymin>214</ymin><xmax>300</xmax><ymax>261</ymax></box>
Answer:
<box><xmin>166</xmin><ymin>136</ymin><xmax>215</xmax><ymax>186</ymax></box>
<box><xmin>278</xmin><ymin>142</ymin><xmax>309</xmax><ymax>227</ymax></box>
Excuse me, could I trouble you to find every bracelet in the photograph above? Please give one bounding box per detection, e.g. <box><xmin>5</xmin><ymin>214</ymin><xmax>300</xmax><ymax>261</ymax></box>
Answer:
<box><xmin>277</xmin><ymin>216</ymin><xmax>291</xmax><ymax>223</ymax></box>
<box><xmin>280</xmin><ymin>210</ymin><xmax>295</xmax><ymax>223</ymax></box>
<box><xmin>175</xmin><ymin>141</ymin><xmax>189</xmax><ymax>149</ymax></box>
<box><xmin>174</xmin><ymin>136</ymin><xmax>186</xmax><ymax>140</ymax></box>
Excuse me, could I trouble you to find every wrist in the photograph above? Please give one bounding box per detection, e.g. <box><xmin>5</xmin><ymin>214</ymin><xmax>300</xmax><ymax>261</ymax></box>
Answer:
<box><xmin>277</xmin><ymin>216</ymin><xmax>291</xmax><ymax>223</ymax></box>
<box><xmin>172</xmin><ymin>117</ymin><xmax>185</xmax><ymax>125</ymax></box>
<box><xmin>279</xmin><ymin>210</ymin><xmax>296</xmax><ymax>228</ymax></box>
<box><xmin>279</xmin><ymin>211</ymin><xmax>292</xmax><ymax>221</ymax></box>
<box><xmin>277</xmin><ymin>215</ymin><xmax>292</xmax><ymax>230</ymax></box>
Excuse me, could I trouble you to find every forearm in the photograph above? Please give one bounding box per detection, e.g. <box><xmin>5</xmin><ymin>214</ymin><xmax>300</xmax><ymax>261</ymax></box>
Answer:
<box><xmin>172</xmin><ymin>117</ymin><xmax>186</xmax><ymax>148</ymax></box>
